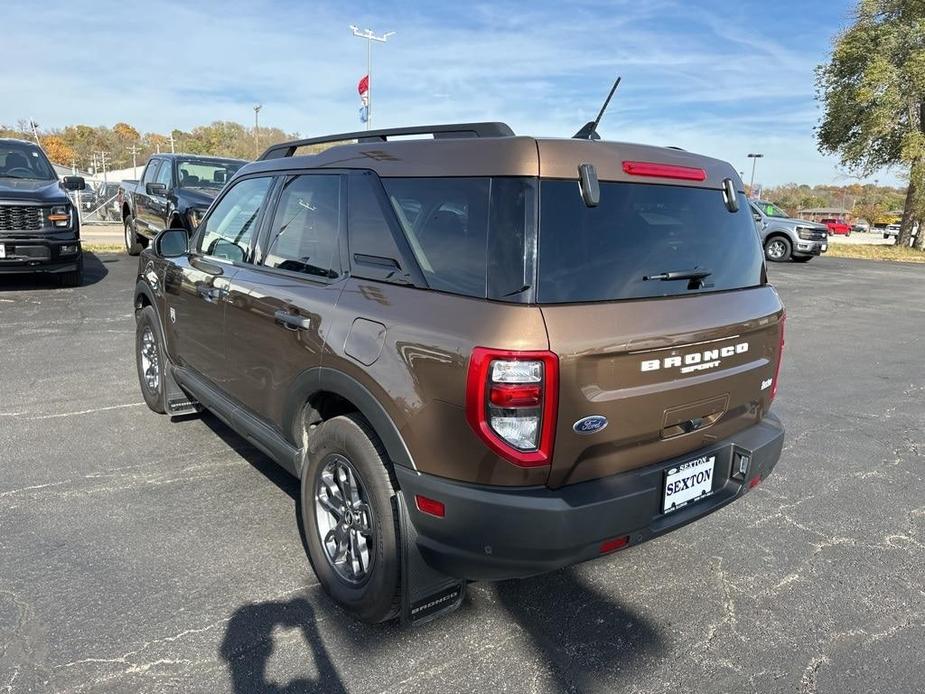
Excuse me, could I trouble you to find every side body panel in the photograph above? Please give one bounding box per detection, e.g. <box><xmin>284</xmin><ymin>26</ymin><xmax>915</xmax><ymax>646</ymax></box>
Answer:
<box><xmin>321</xmin><ymin>277</ymin><xmax>551</xmax><ymax>486</ymax></box>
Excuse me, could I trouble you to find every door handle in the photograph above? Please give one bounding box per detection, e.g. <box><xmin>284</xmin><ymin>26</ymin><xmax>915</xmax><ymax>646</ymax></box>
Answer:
<box><xmin>197</xmin><ymin>285</ymin><xmax>225</xmax><ymax>303</ymax></box>
<box><xmin>274</xmin><ymin>310</ymin><xmax>311</xmax><ymax>331</ymax></box>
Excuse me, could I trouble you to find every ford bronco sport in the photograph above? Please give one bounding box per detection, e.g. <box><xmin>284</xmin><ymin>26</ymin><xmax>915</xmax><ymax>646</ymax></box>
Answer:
<box><xmin>134</xmin><ymin>122</ymin><xmax>785</xmax><ymax>624</ymax></box>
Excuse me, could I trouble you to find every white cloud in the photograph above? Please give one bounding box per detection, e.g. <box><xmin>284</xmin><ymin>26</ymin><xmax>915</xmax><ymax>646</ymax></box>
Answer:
<box><xmin>0</xmin><ymin>0</ymin><xmax>902</xmax><ymax>185</ymax></box>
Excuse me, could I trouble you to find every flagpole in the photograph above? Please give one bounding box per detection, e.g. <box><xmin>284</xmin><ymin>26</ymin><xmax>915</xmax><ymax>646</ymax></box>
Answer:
<box><xmin>350</xmin><ymin>26</ymin><xmax>395</xmax><ymax>130</ymax></box>
<box><xmin>367</xmin><ymin>37</ymin><xmax>372</xmax><ymax>130</ymax></box>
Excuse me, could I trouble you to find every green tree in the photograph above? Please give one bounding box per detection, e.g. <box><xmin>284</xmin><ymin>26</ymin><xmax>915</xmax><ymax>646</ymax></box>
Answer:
<box><xmin>816</xmin><ymin>0</ymin><xmax>925</xmax><ymax>249</ymax></box>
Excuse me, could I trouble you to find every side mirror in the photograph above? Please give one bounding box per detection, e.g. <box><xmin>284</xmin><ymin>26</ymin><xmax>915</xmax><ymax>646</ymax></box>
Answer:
<box><xmin>146</xmin><ymin>182</ymin><xmax>167</xmax><ymax>196</ymax></box>
<box><xmin>577</xmin><ymin>163</ymin><xmax>600</xmax><ymax>207</ymax></box>
<box><xmin>63</xmin><ymin>176</ymin><xmax>86</xmax><ymax>191</ymax></box>
<box><xmin>154</xmin><ymin>228</ymin><xmax>189</xmax><ymax>258</ymax></box>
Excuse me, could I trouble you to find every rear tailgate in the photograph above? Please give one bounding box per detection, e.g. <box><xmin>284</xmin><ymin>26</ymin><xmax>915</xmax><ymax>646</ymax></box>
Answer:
<box><xmin>542</xmin><ymin>287</ymin><xmax>783</xmax><ymax>487</ymax></box>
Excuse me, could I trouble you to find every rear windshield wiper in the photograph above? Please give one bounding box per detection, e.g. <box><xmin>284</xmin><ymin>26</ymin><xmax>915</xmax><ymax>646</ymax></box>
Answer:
<box><xmin>643</xmin><ymin>268</ymin><xmax>712</xmax><ymax>282</ymax></box>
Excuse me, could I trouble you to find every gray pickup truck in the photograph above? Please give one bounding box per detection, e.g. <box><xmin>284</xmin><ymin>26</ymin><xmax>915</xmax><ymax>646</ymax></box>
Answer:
<box><xmin>750</xmin><ymin>200</ymin><xmax>828</xmax><ymax>263</ymax></box>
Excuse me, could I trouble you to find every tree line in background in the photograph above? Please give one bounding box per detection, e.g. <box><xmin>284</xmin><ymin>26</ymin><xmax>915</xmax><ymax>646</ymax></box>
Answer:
<box><xmin>816</xmin><ymin>0</ymin><xmax>925</xmax><ymax>250</ymax></box>
<box><xmin>759</xmin><ymin>181</ymin><xmax>906</xmax><ymax>223</ymax></box>
<box><xmin>0</xmin><ymin>120</ymin><xmax>299</xmax><ymax>173</ymax></box>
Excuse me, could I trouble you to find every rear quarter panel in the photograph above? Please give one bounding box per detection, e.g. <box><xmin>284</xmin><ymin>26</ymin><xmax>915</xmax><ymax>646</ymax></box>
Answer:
<box><xmin>324</xmin><ymin>278</ymin><xmax>551</xmax><ymax>486</ymax></box>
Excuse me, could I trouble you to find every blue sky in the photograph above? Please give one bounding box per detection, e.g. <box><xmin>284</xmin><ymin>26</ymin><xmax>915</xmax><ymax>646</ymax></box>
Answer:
<box><xmin>0</xmin><ymin>0</ymin><xmax>899</xmax><ymax>185</ymax></box>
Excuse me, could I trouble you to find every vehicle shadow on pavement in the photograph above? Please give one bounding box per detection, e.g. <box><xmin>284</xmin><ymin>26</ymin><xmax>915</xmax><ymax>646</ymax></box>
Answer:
<box><xmin>0</xmin><ymin>251</ymin><xmax>109</xmax><ymax>290</ymax></box>
<box><xmin>494</xmin><ymin>567</ymin><xmax>665</xmax><ymax>692</ymax></box>
<box><xmin>220</xmin><ymin>597</ymin><xmax>348</xmax><ymax>694</ymax></box>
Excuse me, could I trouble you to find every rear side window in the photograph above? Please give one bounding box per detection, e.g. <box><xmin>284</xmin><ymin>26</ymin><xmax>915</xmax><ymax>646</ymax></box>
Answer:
<box><xmin>381</xmin><ymin>177</ymin><xmax>532</xmax><ymax>299</ymax></box>
<box><xmin>537</xmin><ymin>181</ymin><xmax>763</xmax><ymax>303</ymax></box>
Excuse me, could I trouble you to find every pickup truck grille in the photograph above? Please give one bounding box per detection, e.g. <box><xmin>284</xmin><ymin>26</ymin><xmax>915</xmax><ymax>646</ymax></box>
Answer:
<box><xmin>0</xmin><ymin>205</ymin><xmax>44</xmax><ymax>232</ymax></box>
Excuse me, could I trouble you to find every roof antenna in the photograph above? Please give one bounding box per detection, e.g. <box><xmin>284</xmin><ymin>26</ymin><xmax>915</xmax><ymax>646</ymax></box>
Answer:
<box><xmin>573</xmin><ymin>76</ymin><xmax>621</xmax><ymax>140</ymax></box>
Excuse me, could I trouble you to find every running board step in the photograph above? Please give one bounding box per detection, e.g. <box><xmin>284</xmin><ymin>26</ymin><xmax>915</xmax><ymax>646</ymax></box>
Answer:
<box><xmin>396</xmin><ymin>492</ymin><xmax>466</xmax><ymax>626</ymax></box>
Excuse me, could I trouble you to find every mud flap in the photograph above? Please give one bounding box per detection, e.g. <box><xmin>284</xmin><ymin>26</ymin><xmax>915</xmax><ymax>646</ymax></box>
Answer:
<box><xmin>396</xmin><ymin>492</ymin><xmax>466</xmax><ymax>626</ymax></box>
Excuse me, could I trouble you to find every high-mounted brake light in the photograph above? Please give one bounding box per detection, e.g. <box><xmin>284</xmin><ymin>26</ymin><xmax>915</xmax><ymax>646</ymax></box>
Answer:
<box><xmin>622</xmin><ymin>161</ymin><xmax>707</xmax><ymax>181</ymax></box>
<box><xmin>466</xmin><ymin>347</ymin><xmax>558</xmax><ymax>468</ymax></box>
<box><xmin>770</xmin><ymin>312</ymin><xmax>785</xmax><ymax>404</ymax></box>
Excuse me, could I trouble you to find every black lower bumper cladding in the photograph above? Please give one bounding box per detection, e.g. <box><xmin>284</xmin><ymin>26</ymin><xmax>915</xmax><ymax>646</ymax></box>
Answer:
<box><xmin>396</xmin><ymin>413</ymin><xmax>784</xmax><ymax>584</ymax></box>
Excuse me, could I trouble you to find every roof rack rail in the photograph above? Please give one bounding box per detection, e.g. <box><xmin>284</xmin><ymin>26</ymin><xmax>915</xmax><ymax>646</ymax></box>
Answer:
<box><xmin>258</xmin><ymin>122</ymin><xmax>515</xmax><ymax>161</ymax></box>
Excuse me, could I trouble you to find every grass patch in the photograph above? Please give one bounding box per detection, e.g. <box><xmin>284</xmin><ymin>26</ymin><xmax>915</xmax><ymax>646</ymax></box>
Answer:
<box><xmin>826</xmin><ymin>244</ymin><xmax>925</xmax><ymax>263</ymax></box>
<box><xmin>83</xmin><ymin>243</ymin><xmax>125</xmax><ymax>254</ymax></box>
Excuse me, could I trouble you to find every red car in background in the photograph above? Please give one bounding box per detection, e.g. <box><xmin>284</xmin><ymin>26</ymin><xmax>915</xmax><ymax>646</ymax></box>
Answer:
<box><xmin>820</xmin><ymin>218</ymin><xmax>851</xmax><ymax>236</ymax></box>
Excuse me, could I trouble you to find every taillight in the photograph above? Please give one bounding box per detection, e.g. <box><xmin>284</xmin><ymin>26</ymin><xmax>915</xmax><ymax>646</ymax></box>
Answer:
<box><xmin>622</xmin><ymin>161</ymin><xmax>707</xmax><ymax>181</ymax></box>
<box><xmin>770</xmin><ymin>312</ymin><xmax>785</xmax><ymax>404</ymax></box>
<box><xmin>466</xmin><ymin>347</ymin><xmax>558</xmax><ymax>468</ymax></box>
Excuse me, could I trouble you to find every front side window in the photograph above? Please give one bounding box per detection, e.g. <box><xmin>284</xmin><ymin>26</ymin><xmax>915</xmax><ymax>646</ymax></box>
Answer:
<box><xmin>142</xmin><ymin>161</ymin><xmax>160</xmax><ymax>184</ymax></box>
<box><xmin>538</xmin><ymin>181</ymin><xmax>764</xmax><ymax>303</ymax></box>
<box><xmin>155</xmin><ymin>161</ymin><xmax>172</xmax><ymax>187</ymax></box>
<box><xmin>197</xmin><ymin>176</ymin><xmax>271</xmax><ymax>262</ymax></box>
<box><xmin>263</xmin><ymin>175</ymin><xmax>342</xmax><ymax>279</ymax></box>
<box><xmin>0</xmin><ymin>142</ymin><xmax>56</xmax><ymax>181</ymax></box>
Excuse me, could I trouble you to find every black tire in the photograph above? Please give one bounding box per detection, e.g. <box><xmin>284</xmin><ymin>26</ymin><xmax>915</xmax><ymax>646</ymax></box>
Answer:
<box><xmin>884</xmin><ymin>233</ymin><xmax>889</xmax><ymax>239</ymax></box>
<box><xmin>764</xmin><ymin>236</ymin><xmax>792</xmax><ymax>262</ymax></box>
<box><xmin>135</xmin><ymin>305</ymin><xmax>167</xmax><ymax>414</ymax></box>
<box><xmin>300</xmin><ymin>414</ymin><xmax>400</xmax><ymax>623</ymax></box>
<box><xmin>58</xmin><ymin>254</ymin><xmax>84</xmax><ymax>287</ymax></box>
<box><xmin>792</xmin><ymin>256</ymin><xmax>813</xmax><ymax>263</ymax></box>
<box><xmin>124</xmin><ymin>215</ymin><xmax>143</xmax><ymax>256</ymax></box>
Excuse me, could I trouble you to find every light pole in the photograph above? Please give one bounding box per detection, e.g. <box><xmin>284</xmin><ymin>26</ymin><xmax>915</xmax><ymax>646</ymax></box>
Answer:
<box><xmin>253</xmin><ymin>104</ymin><xmax>262</xmax><ymax>158</ymax></box>
<box><xmin>747</xmin><ymin>153</ymin><xmax>764</xmax><ymax>195</ymax></box>
<box><xmin>349</xmin><ymin>26</ymin><xmax>395</xmax><ymax>130</ymax></box>
<box><xmin>29</xmin><ymin>120</ymin><xmax>40</xmax><ymax>145</ymax></box>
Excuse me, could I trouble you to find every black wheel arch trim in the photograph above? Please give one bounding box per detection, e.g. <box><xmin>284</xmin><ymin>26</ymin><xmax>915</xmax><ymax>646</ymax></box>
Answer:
<box><xmin>284</xmin><ymin>367</ymin><xmax>416</xmax><ymax>471</ymax></box>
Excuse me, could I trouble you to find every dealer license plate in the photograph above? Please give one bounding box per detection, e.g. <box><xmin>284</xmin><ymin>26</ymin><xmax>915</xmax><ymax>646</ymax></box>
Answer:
<box><xmin>0</xmin><ymin>244</ymin><xmax>5</xmax><ymax>259</ymax></box>
<box><xmin>663</xmin><ymin>455</ymin><xmax>716</xmax><ymax>513</ymax></box>
<box><xmin>822</xmin><ymin>244</ymin><xmax>827</xmax><ymax>251</ymax></box>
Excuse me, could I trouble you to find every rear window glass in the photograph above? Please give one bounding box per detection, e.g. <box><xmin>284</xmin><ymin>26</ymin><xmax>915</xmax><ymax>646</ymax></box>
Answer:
<box><xmin>537</xmin><ymin>181</ymin><xmax>763</xmax><ymax>303</ymax></box>
<box><xmin>381</xmin><ymin>177</ymin><xmax>532</xmax><ymax>299</ymax></box>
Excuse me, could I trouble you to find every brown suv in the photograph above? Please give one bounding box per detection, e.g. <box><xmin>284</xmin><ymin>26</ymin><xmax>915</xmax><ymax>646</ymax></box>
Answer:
<box><xmin>134</xmin><ymin>122</ymin><xmax>785</xmax><ymax>624</ymax></box>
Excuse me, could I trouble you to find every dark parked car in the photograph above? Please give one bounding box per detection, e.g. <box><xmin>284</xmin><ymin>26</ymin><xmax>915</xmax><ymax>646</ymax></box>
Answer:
<box><xmin>119</xmin><ymin>154</ymin><xmax>245</xmax><ymax>254</ymax></box>
<box><xmin>0</xmin><ymin>138</ymin><xmax>86</xmax><ymax>286</ymax></box>
<box><xmin>95</xmin><ymin>182</ymin><xmax>121</xmax><ymax>220</ymax></box>
<box><xmin>134</xmin><ymin>123</ymin><xmax>785</xmax><ymax>624</ymax></box>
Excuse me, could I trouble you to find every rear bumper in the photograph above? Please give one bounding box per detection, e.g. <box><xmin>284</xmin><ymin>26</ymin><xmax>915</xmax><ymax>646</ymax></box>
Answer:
<box><xmin>396</xmin><ymin>413</ymin><xmax>784</xmax><ymax>581</ymax></box>
<box><xmin>0</xmin><ymin>234</ymin><xmax>81</xmax><ymax>274</ymax></box>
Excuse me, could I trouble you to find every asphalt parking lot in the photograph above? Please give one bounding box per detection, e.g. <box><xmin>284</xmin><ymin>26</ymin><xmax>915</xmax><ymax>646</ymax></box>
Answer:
<box><xmin>0</xmin><ymin>253</ymin><xmax>922</xmax><ymax>694</ymax></box>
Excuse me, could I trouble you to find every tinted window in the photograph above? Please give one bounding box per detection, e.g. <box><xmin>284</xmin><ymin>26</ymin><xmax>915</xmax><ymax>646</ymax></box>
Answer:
<box><xmin>155</xmin><ymin>161</ymin><xmax>172</xmax><ymax>187</ymax></box>
<box><xmin>348</xmin><ymin>173</ymin><xmax>405</xmax><ymax>276</ymax></box>
<box><xmin>198</xmin><ymin>176</ymin><xmax>271</xmax><ymax>262</ymax></box>
<box><xmin>537</xmin><ymin>181</ymin><xmax>763</xmax><ymax>303</ymax></box>
<box><xmin>264</xmin><ymin>175</ymin><xmax>342</xmax><ymax>279</ymax></box>
<box><xmin>142</xmin><ymin>160</ymin><xmax>160</xmax><ymax>184</ymax></box>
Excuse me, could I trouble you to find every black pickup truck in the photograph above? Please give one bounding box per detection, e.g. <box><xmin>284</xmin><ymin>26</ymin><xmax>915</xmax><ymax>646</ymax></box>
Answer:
<box><xmin>0</xmin><ymin>138</ymin><xmax>86</xmax><ymax>286</ymax></box>
<box><xmin>118</xmin><ymin>154</ymin><xmax>245</xmax><ymax>255</ymax></box>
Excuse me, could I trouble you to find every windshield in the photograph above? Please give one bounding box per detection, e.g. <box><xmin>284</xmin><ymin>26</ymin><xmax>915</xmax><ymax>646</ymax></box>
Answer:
<box><xmin>176</xmin><ymin>160</ymin><xmax>243</xmax><ymax>188</ymax></box>
<box><xmin>0</xmin><ymin>142</ymin><xmax>56</xmax><ymax>181</ymax></box>
<box><xmin>754</xmin><ymin>201</ymin><xmax>790</xmax><ymax>218</ymax></box>
<box><xmin>537</xmin><ymin>181</ymin><xmax>764</xmax><ymax>303</ymax></box>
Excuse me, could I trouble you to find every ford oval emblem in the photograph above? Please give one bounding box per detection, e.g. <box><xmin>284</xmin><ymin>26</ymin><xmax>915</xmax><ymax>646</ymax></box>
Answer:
<box><xmin>573</xmin><ymin>415</ymin><xmax>608</xmax><ymax>435</ymax></box>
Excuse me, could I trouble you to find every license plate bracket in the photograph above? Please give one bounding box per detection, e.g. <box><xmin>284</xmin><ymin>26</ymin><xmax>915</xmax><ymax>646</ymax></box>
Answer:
<box><xmin>662</xmin><ymin>454</ymin><xmax>716</xmax><ymax>514</ymax></box>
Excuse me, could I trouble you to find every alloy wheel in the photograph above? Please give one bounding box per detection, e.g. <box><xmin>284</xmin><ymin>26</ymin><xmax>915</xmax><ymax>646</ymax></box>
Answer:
<box><xmin>139</xmin><ymin>326</ymin><xmax>160</xmax><ymax>394</ymax></box>
<box><xmin>314</xmin><ymin>455</ymin><xmax>375</xmax><ymax>584</ymax></box>
<box><xmin>767</xmin><ymin>240</ymin><xmax>787</xmax><ymax>260</ymax></box>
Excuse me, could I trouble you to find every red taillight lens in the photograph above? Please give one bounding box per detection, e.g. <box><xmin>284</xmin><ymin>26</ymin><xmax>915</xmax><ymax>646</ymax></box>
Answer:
<box><xmin>770</xmin><ymin>312</ymin><xmax>785</xmax><ymax>404</ymax></box>
<box><xmin>489</xmin><ymin>384</ymin><xmax>542</xmax><ymax>408</ymax></box>
<box><xmin>466</xmin><ymin>347</ymin><xmax>558</xmax><ymax>468</ymax></box>
<box><xmin>622</xmin><ymin>161</ymin><xmax>707</xmax><ymax>181</ymax></box>
<box><xmin>415</xmin><ymin>495</ymin><xmax>445</xmax><ymax>518</ymax></box>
